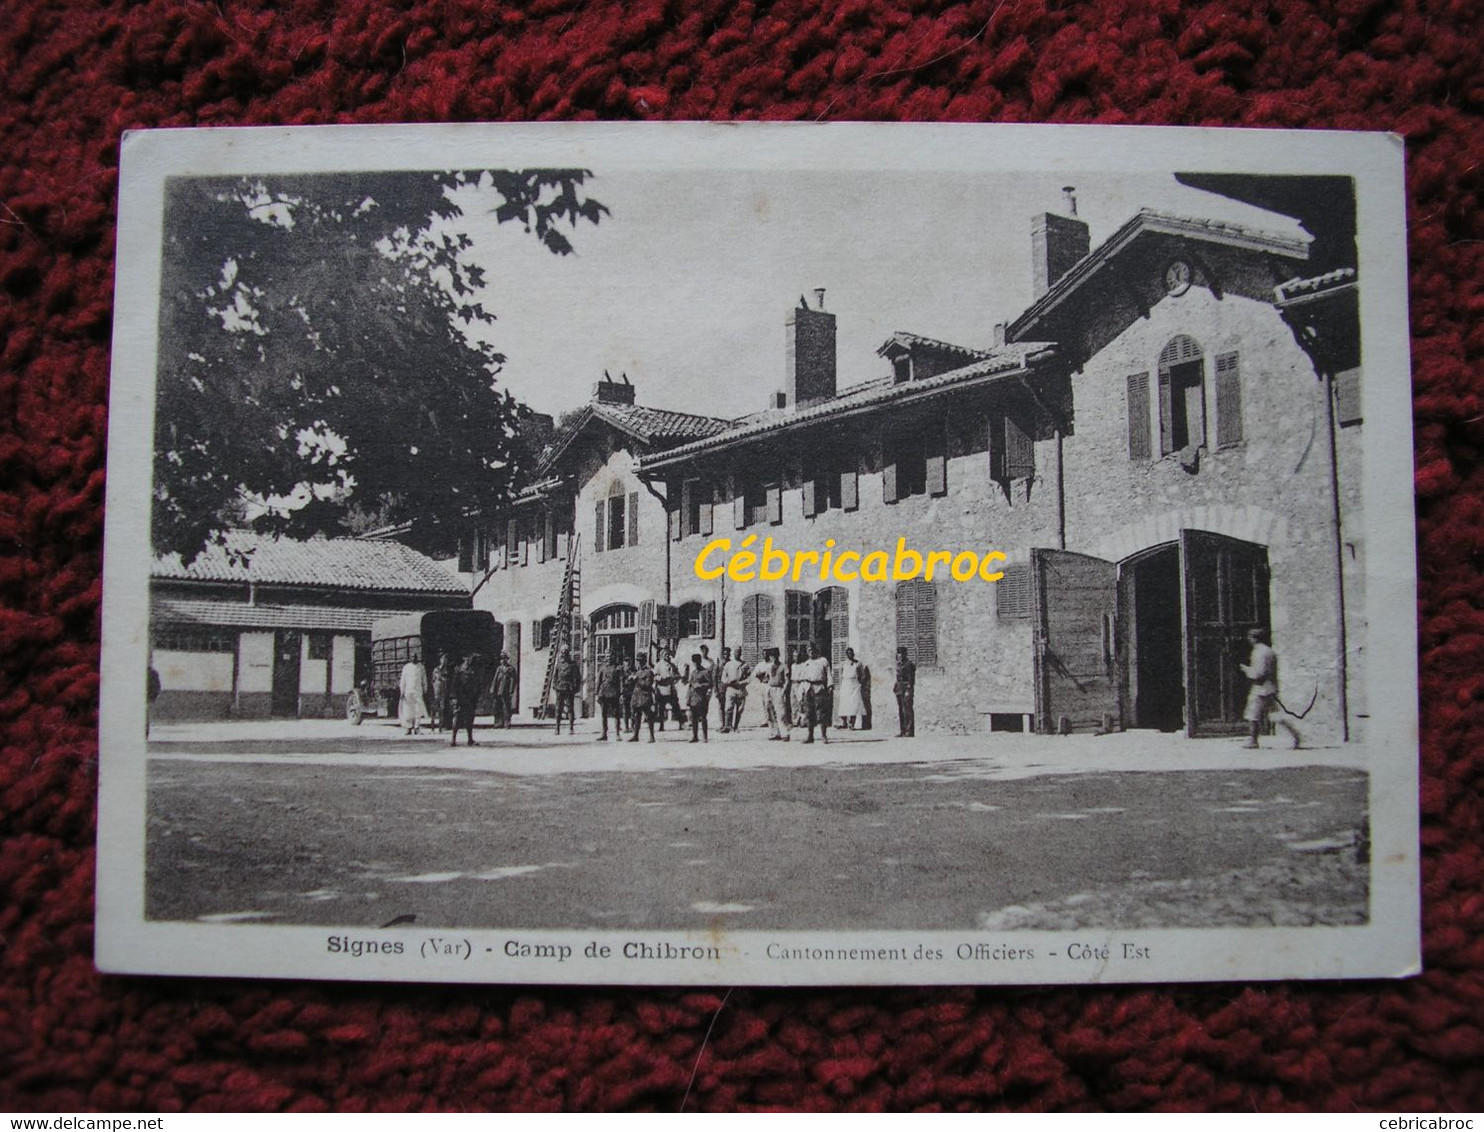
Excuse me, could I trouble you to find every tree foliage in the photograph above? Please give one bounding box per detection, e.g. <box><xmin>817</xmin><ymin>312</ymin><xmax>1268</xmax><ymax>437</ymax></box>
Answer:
<box><xmin>152</xmin><ymin>169</ymin><xmax>605</xmax><ymax>561</ymax></box>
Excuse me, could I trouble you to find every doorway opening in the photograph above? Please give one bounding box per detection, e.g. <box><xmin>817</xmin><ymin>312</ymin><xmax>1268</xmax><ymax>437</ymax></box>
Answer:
<box><xmin>1120</xmin><ymin>545</ymin><xmax>1184</xmax><ymax>731</ymax></box>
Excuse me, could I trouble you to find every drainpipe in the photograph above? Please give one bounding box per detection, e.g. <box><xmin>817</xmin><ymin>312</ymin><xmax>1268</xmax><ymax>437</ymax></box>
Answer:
<box><xmin>1054</xmin><ymin>427</ymin><xmax>1066</xmax><ymax>551</ymax></box>
<box><xmin>1321</xmin><ymin>368</ymin><xmax>1351</xmax><ymax>742</ymax></box>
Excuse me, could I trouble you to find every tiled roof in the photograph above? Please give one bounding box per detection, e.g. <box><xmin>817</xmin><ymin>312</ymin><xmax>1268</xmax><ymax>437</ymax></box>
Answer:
<box><xmin>535</xmin><ymin>400</ymin><xmax>731</xmax><ymax>475</ymax></box>
<box><xmin>876</xmin><ymin>331</ymin><xmax>992</xmax><ymax>359</ymax></box>
<box><xmin>637</xmin><ymin>343</ymin><xmax>1056</xmax><ymax>469</ymax></box>
<box><xmin>1275</xmin><ymin>266</ymin><xmax>1358</xmax><ymax>303</ymax></box>
<box><xmin>152</xmin><ymin>597</ymin><xmax>439</xmax><ymax>633</ymax></box>
<box><xmin>1009</xmin><ymin>208</ymin><xmax>1311</xmax><ymax>341</ymax></box>
<box><xmin>153</xmin><ymin>532</ymin><xmax>469</xmax><ymax>594</ymax></box>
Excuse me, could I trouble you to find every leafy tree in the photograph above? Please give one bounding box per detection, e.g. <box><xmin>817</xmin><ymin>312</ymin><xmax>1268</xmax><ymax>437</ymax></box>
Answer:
<box><xmin>152</xmin><ymin>170</ymin><xmax>605</xmax><ymax>561</ymax></box>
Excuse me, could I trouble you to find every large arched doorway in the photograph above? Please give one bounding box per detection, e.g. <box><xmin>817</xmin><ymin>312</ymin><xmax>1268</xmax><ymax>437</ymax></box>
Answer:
<box><xmin>591</xmin><ymin>604</ymin><xmax>638</xmax><ymax>666</ymax></box>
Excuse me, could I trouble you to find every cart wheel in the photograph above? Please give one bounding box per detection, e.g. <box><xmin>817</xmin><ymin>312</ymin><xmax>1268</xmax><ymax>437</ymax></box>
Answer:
<box><xmin>346</xmin><ymin>695</ymin><xmax>363</xmax><ymax>725</ymax></box>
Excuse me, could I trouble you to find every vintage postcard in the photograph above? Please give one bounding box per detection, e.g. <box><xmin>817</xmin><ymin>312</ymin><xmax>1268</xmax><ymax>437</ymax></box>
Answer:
<box><xmin>98</xmin><ymin>122</ymin><xmax>1418</xmax><ymax>985</ymax></box>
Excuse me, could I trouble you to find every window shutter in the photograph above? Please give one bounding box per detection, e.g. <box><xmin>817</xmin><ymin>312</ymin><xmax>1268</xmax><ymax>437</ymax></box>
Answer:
<box><xmin>700</xmin><ymin>498</ymin><xmax>713</xmax><ymax>537</ymax></box>
<box><xmin>679</xmin><ymin>481</ymin><xmax>694</xmax><ymax>537</ymax></box>
<box><xmin>1005</xmin><ymin>415</ymin><xmax>1035</xmax><ymax>480</ymax></box>
<box><xmin>546</xmin><ymin>512</ymin><xmax>558</xmax><ymax>560</ymax></box>
<box><xmin>841</xmin><ymin>469</ymin><xmax>858</xmax><ymax>512</ymax></box>
<box><xmin>895</xmin><ymin>585</ymin><xmax>916</xmax><ymax>661</ymax></box>
<box><xmin>519</xmin><ymin>528</ymin><xmax>529</xmax><ymax>566</ymax></box>
<box><xmin>915</xmin><ymin>582</ymin><xmax>937</xmax><ymax>666</ymax></box>
<box><xmin>997</xmin><ymin>563</ymin><xmax>1032</xmax><ymax>621</ymax></box>
<box><xmin>657</xmin><ymin>604</ymin><xmax>679</xmax><ymax>642</ymax></box>
<box><xmin>802</xmin><ymin>479</ymin><xmax>818</xmax><ymax>518</ymax></box>
<box><xmin>742</xmin><ymin>595</ymin><xmax>759</xmax><ymax>664</ymax></box>
<box><xmin>531</xmin><ymin>619</ymin><xmax>542</xmax><ymax>649</ymax></box>
<box><xmin>926</xmin><ymin>452</ymin><xmax>947</xmax><ymax>497</ymax></box>
<box><xmin>883</xmin><ymin>461</ymin><xmax>899</xmax><ymax>504</ymax></box>
<box><xmin>594</xmin><ymin>500</ymin><xmax>606</xmax><ymax>553</ymax></box>
<box><xmin>457</xmin><ymin>536</ymin><xmax>473</xmax><ymax>574</ymax></box>
<box><xmin>757</xmin><ymin>594</ymin><xmax>774</xmax><ymax>657</ymax></box>
<box><xmin>701</xmin><ymin>601</ymin><xmax>716</xmax><ymax>640</ymax></box>
<box><xmin>536</xmin><ymin>515</ymin><xmax>548</xmax><ymax>563</ymax></box>
<box><xmin>1158</xmin><ymin>366</ymin><xmax>1175</xmax><ymax>456</ymax></box>
<box><xmin>1215</xmin><ymin>352</ymin><xmax>1243</xmax><ymax>447</ymax></box>
<box><xmin>627</xmin><ymin>491</ymin><xmax>639</xmax><ymax>546</ymax></box>
<box><xmin>669</xmin><ymin>508</ymin><xmax>681</xmax><ymax>542</ymax></box>
<box><xmin>734</xmin><ymin>493</ymin><xmax>747</xmax><ymax>530</ymax></box>
<box><xmin>1127</xmin><ymin>372</ymin><xmax>1151</xmax><ymax>461</ymax></box>
<box><xmin>768</xmin><ymin>485</ymin><xmax>783</xmax><ymax>525</ymax></box>
<box><xmin>638</xmin><ymin>599</ymin><xmax>654</xmax><ymax>654</ymax></box>
<box><xmin>1335</xmin><ymin>366</ymin><xmax>1362</xmax><ymax>426</ymax></box>
<box><xmin>506</xmin><ymin>520</ymin><xmax>519</xmax><ymax>567</ymax></box>
<box><xmin>474</xmin><ymin>529</ymin><xmax>490</xmax><ymax>572</ymax></box>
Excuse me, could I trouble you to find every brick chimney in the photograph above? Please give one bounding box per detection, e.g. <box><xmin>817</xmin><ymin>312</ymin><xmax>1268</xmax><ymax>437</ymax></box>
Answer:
<box><xmin>1031</xmin><ymin>186</ymin><xmax>1090</xmax><ymax>298</ymax></box>
<box><xmin>785</xmin><ymin>289</ymin><xmax>836</xmax><ymax>407</ymax></box>
<box><xmin>592</xmin><ymin>371</ymin><xmax>635</xmax><ymax>406</ymax></box>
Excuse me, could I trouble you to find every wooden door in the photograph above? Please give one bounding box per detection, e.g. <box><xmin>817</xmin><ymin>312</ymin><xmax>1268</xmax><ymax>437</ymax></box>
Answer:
<box><xmin>1181</xmin><ymin>530</ymin><xmax>1270</xmax><ymax>736</ymax></box>
<box><xmin>1033</xmin><ymin>549</ymin><xmax>1119</xmax><ymax>734</ymax></box>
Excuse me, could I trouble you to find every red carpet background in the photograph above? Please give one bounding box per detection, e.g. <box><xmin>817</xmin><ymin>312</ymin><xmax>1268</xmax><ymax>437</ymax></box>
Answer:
<box><xmin>2</xmin><ymin>0</ymin><xmax>1481</xmax><ymax>1112</ymax></box>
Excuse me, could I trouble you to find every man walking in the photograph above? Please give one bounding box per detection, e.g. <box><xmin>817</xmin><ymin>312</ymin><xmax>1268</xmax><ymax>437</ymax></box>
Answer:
<box><xmin>894</xmin><ymin>646</ymin><xmax>916</xmax><ymax>738</ymax></box>
<box><xmin>1240</xmin><ymin>627</ymin><xmax>1302</xmax><ymax>749</ymax></box>
<box><xmin>449</xmin><ymin>652</ymin><xmax>486</xmax><ymax>747</ymax></box>
<box><xmin>552</xmin><ymin>647</ymin><xmax>580</xmax><ymax>736</ymax></box>
<box><xmin>686</xmin><ymin>653</ymin><xmax>713</xmax><ymax>744</ymax></box>
<box><xmin>629</xmin><ymin>655</ymin><xmax>657</xmax><ymax>743</ymax></box>
<box><xmin>596</xmin><ymin>653</ymin><xmax>623</xmax><ymax>740</ymax></box>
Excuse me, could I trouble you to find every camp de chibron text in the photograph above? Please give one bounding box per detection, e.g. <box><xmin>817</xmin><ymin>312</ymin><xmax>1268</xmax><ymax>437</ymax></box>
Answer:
<box><xmin>694</xmin><ymin>536</ymin><xmax>1008</xmax><ymax>584</ymax></box>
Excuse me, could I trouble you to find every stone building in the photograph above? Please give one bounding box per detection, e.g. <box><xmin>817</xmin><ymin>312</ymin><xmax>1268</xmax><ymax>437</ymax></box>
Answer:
<box><xmin>464</xmin><ymin>176</ymin><xmax>1364</xmax><ymax>742</ymax></box>
<box><xmin>150</xmin><ymin>532</ymin><xmax>470</xmax><ymax>720</ymax></box>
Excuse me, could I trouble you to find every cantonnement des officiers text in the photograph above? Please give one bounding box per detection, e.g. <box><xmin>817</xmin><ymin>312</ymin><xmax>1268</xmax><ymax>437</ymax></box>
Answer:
<box><xmin>695</xmin><ymin>536</ymin><xmax>1007</xmax><ymax>585</ymax></box>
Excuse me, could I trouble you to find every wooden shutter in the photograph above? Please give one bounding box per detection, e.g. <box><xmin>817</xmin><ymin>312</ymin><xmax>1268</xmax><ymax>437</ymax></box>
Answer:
<box><xmin>1158</xmin><ymin>365</ymin><xmax>1175</xmax><ymax>455</ymax></box>
<box><xmin>594</xmin><ymin>500</ymin><xmax>606</xmax><ymax>553</ymax></box>
<box><xmin>474</xmin><ymin>529</ymin><xmax>490</xmax><ymax>572</ymax></box>
<box><xmin>1005</xmin><ymin>415</ymin><xmax>1035</xmax><ymax>480</ymax></box>
<box><xmin>536</xmin><ymin>514</ymin><xmax>548</xmax><ymax>563</ymax></box>
<box><xmin>734</xmin><ymin>493</ymin><xmax>747</xmax><ymax>530</ymax></box>
<box><xmin>547</xmin><ymin>512</ymin><xmax>559</xmax><ymax>560</ymax></box>
<box><xmin>895</xmin><ymin>584</ymin><xmax>916</xmax><ymax>661</ymax></box>
<box><xmin>741</xmin><ymin>595</ymin><xmax>759</xmax><ymax>664</ymax></box>
<box><xmin>679</xmin><ymin>480</ymin><xmax>694</xmax><ymax>537</ymax></box>
<box><xmin>1335</xmin><ymin>366</ymin><xmax>1362</xmax><ymax>426</ymax></box>
<box><xmin>1127</xmin><ymin>372</ymin><xmax>1151</xmax><ymax>461</ymax></box>
<box><xmin>627</xmin><ymin>491</ymin><xmax>640</xmax><ymax>546</ymax></box>
<box><xmin>506</xmin><ymin>519</ymin><xmax>519</xmax><ymax>567</ymax></box>
<box><xmin>699</xmin><ymin>497</ymin><xmax>713</xmax><ymax>537</ymax></box>
<box><xmin>656</xmin><ymin>604</ymin><xmax>679</xmax><ymax>642</ymax></box>
<box><xmin>1214</xmin><ymin>352</ymin><xmax>1243</xmax><ymax>447</ymax></box>
<box><xmin>531</xmin><ymin>619</ymin><xmax>542</xmax><ymax>649</ymax></box>
<box><xmin>638</xmin><ymin>599</ymin><xmax>654</xmax><ymax>654</ymax></box>
<box><xmin>519</xmin><ymin>526</ymin><xmax>529</xmax><ymax>566</ymax></box>
<box><xmin>669</xmin><ymin>508</ymin><xmax>681</xmax><ymax>541</ymax></box>
<box><xmin>997</xmin><ymin>562</ymin><xmax>1032</xmax><ymax>621</ymax></box>
<box><xmin>802</xmin><ymin>479</ymin><xmax>818</xmax><ymax>518</ymax></box>
<box><xmin>926</xmin><ymin>451</ymin><xmax>947</xmax><ymax>497</ymax></box>
<box><xmin>883</xmin><ymin>460</ymin><xmax>899</xmax><ymax>504</ymax></box>
<box><xmin>768</xmin><ymin>485</ymin><xmax>782</xmax><ymax>525</ymax></box>
<box><xmin>457</xmin><ymin>536</ymin><xmax>473</xmax><ymax>574</ymax></box>
<box><xmin>841</xmin><ymin>469</ymin><xmax>858</xmax><ymax>512</ymax></box>
<box><xmin>914</xmin><ymin>582</ymin><xmax>937</xmax><ymax>666</ymax></box>
<box><xmin>701</xmin><ymin>601</ymin><xmax>716</xmax><ymax>640</ymax></box>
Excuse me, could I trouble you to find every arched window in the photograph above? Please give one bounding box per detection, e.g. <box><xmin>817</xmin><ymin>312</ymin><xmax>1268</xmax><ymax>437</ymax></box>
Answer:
<box><xmin>1157</xmin><ymin>335</ymin><xmax>1206</xmax><ymax>455</ymax></box>
<box><xmin>895</xmin><ymin>579</ymin><xmax>937</xmax><ymax>666</ymax></box>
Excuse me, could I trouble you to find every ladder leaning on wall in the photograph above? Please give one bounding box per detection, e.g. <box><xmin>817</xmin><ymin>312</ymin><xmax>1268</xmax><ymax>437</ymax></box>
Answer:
<box><xmin>538</xmin><ymin>533</ymin><xmax>581</xmax><ymax>719</ymax></box>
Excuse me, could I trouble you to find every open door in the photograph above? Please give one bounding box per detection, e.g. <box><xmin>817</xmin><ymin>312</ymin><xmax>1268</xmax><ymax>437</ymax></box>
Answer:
<box><xmin>1181</xmin><ymin>529</ymin><xmax>1270</xmax><ymax>736</ymax></box>
<box><xmin>1032</xmin><ymin>549</ymin><xmax>1120</xmax><ymax>734</ymax></box>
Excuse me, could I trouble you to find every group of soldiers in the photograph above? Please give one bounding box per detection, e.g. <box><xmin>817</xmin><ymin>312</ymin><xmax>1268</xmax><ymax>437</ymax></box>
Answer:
<box><xmin>546</xmin><ymin>641</ymin><xmax>917</xmax><ymax>745</ymax></box>
<box><xmin>422</xmin><ymin>651</ymin><xmax>518</xmax><ymax>747</ymax></box>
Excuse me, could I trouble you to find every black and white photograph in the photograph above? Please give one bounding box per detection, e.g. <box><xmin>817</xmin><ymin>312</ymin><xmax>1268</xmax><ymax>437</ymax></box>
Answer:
<box><xmin>98</xmin><ymin>123</ymin><xmax>1418</xmax><ymax>985</ymax></box>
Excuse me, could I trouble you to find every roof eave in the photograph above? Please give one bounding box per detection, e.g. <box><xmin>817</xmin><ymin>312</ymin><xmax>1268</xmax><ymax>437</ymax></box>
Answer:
<box><xmin>1008</xmin><ymin>212</ymin><xmax>1312</xmax><ymax>341</ymax></box>
<box><xmin>637</xmin><ymin>348</ymin><xmax>1056</xmax><ymax>473</ymax></box>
